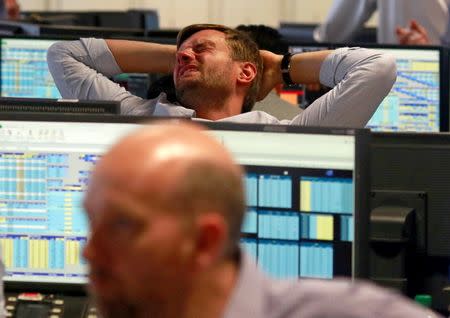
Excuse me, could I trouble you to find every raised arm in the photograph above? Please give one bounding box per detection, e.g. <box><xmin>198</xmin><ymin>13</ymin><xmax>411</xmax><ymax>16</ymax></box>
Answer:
<box><xmin>47</xmin><ymin>38</ymin><xmax>176</xmax><ymax>114</ymax></box>
<box><xmin>105</xmin><ymin>39</ymin><xmax>176</xmax><ymax>74</ymax></box>
<box><xmin>290</xmin><ymin>48</ymin><xmax>396</xmax><ymax>127</ymax></box>
<box><xmin>258</xmin><ymin>47</ymin><xmax>396</xmax><ymax>128</ymax></box>
<box><xmin>313</xmin><ymin>0</ymin><xmax>376</xmax><ymax>43</ymax></box>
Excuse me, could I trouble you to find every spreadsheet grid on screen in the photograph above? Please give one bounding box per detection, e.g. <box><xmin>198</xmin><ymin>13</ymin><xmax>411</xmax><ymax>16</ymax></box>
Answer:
<box><xmin>1</xmin><ymin>39</ymin><xmax>61</xmax><ymax>99</ymax></box>
<box><xmin>0</xmin><ymin>121</ymin><xmax>356</xmax><ymax>284</ymax></box>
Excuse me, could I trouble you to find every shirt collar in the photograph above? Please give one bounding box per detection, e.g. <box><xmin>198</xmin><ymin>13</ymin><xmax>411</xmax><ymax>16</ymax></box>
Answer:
<box><xmin>154</xmin><ymin>93</ymin><xmax>196</xmax><ymax>117</ymax></box>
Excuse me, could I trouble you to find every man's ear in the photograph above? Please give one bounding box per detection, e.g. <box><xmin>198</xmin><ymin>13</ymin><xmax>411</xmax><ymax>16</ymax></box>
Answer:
<box><xmin>192</xmin><ymin>213</ymin><xmax>228</xmax><ymax>271</ymax></box>
<box><xmin>237</xmin><ymin>62</ymin><xmax>257</xmax><ymax>85</ymax></box>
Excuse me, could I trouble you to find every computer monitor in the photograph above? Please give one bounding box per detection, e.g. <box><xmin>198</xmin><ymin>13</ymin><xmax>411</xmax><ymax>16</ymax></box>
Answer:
<box><xmin>0</xmin><ymin>21</ymin><xmax>40</xmax><ymax>36</ymax></box>
<box><xmin>279</xmin><ymin>23</ymin><xmax>317</xmax><ymax>43</ymax></box>
<box><xmin>23</xmin><ymin>10</ymin><xmax>159</xmax><ymax>32</ymax></box>
<box><xmin>207</xmin><ymin>123</ymin><xmax>370</xmax><ymax>280</ymax></box>
<box><xmin>370</xmin><ymin>132</ymin><xmax>450</xmax><ymax>312</ymax></box>
<box><xmin>38</xmin><ymin>25</ymin><xmax>145</xmax><ymax>38</ymax></box>
<box><xmin>0</xmin><ymin>115</ymin><xmax>370</xmax><ymax>292</ymax></box>
<box><xmin>364</xmin><ymin>46</ymin><xmax>446</xmax><ymax>132</ymax></box>
<box><xmin>0</xmin><ymin>115</ymin><xmax>143</xmax><ymax>291</ymax></box>
<box><xmin>279</xmin><ymin>23</ymin><xmax>377</xmax><ymax>44</ymax></box>
<box><xmin>1</xmin><ymin>37</ymin><xmax>62</xmax><ymax>99</ymax></box>
<box><xmin>287</xmin><ymin>43</ymin><xmax>447</xmax><ymax>132</ymax></box>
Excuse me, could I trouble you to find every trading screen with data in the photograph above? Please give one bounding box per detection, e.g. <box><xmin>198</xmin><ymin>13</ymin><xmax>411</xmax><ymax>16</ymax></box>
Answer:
<box><xmin>0</xmin><ymin>119</ymin><xmax>361</xmax><ymax>284</ymax></box>
<box><xmin>214</xmin><ymin>130</ymin><xmax>358</xmax><ymax>279</ymax></box>
<box><xmin>288</xmin><ymin>45</ymin><xmax>441</xmax><ymax>132</ymax></box>
<box><xmin>366</xmin><ymin>48</ymin><xmax>440</xmax><ymax>132</ymax></box>
<box><xmin>1</xmin><ymin>38</ymin><xmax>61</xmax><ymax>99</ymax></box>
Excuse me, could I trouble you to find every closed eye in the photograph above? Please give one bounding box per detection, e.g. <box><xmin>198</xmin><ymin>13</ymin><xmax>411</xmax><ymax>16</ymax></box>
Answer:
<box><xmin>194</xmin><ymin>42</ymin><xmax>215</xmax><ymax>54</ymax></box>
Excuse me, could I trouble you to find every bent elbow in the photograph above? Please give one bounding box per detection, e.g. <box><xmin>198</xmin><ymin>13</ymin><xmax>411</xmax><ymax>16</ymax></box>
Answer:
<box><xmin>47</xmin><ymin>42</ymin><xmax>68</xmax><ymax>75</ymax></box>
<box><xmin>377</xmin><ymin>53</ymin><xmax>397</xmax><ymax>95</ymax></box>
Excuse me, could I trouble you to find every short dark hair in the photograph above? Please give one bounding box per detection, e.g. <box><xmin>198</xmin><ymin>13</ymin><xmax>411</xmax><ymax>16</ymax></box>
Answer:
<box><xmin>177</xmin><ymin>24</ymin><xmax>263</xmax><ymax>113</ymax></box>
<box><xmin>236</xmin><ymin>24</ymin><xmax>288</xmax><ymax>55</ymax></box>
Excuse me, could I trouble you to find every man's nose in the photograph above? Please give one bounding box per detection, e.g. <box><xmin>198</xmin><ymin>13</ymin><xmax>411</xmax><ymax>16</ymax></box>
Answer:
<box><xmin>176</xmin><ymin>49</ymin><xmax>195</xmax><ymax>64</ymax></box>
<box><xmin>82</xmin><ymin>228</ymin><xmax>107</xmax><ymax>264</ymax></box>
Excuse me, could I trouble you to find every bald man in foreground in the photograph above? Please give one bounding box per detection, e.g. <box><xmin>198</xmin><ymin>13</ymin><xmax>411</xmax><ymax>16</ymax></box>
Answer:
<box><xmin>83</xmin><ymin>122</ymin><xmax>441</xmax><ymax>318</ymax></box>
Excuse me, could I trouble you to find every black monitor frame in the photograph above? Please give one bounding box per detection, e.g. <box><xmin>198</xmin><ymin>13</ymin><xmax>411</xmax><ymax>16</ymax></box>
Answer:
<box><xmin>0</xmin><ymin>113</ymin><xmax>371</xmax><ymax>294</ymax></box>
<box><xmin>0</xmin><ymin>21</ymin><xmax>40</xmax><ymax>36</ymax></box>
<box><xmin>22</xmin><ymin>9</ymin><xmax>159</xmax><ymax>31</ymax></box>
<box><xmin>38</xmin><ymin>24</ymin><xmax>145</xmax><ymax>38</ymax></box>
<box><xmin>370</xmin><ymin>131</ymin><xmax>450</xmax><ymax>312</ymax></box>
<box><xmin>279</xmin><ymin>22</ymin><xmax>377</xmax><ymax>44</ymax></box>
<box><xmin>0</xmin><ymin>97</ymin><xmax>120</xmax><ymax>114</ymax></box>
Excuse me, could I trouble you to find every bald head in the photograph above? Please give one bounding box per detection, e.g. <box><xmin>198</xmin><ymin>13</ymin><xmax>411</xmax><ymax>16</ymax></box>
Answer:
<box><xmin>86</xmin><ymin>121</ymin><xmax>246</xmax><ymax>257</ymax></box>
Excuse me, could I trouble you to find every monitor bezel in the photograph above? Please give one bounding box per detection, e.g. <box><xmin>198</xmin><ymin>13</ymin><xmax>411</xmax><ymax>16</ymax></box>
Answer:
<box><xmin>0</xmin><ymin>113</ymin><xmax>371</xmax><ymax>293</ymax></box>
<box><xmin>0</xmin><ymin>97</ymin><xmax>120</xmax><ymax>114</ymax></box>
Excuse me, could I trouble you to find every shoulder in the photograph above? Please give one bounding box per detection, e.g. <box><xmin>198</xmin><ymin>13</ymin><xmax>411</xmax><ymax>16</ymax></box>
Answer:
<box><xmin>261</xmin><ymin>278</ymin><xmax>434</xmax><ymax>318</ymax></box>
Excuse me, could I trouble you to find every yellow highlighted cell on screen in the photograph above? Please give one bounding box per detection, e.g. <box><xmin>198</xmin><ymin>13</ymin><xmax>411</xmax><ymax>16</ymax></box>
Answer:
<box><xmin>411</xmin><ymin>61</ymin><xmax>438</xmax><ymax>72</ymax></box>
<box><xmin>65</xmin><ymin>240</ymin><xmax>80</xmax><ymax>266</ymax></box>
<box><xmin>300</xmin><ymin>180</ymin><xmax>311</xmax><ymax>212</ymax></box>
<box><xmin>316</xmin><ymin>215</ymin><xmax>334</xmax><ymax>241</ymax></box>
<box><xmin>0</xmin><ymin>238</ymin><xmax>13</xmax><ymax>267</ymax></box>
<box><xmin>29</xmin><ymin>239</ymin><xmax>49</xmax><ymax>269</ymax></box>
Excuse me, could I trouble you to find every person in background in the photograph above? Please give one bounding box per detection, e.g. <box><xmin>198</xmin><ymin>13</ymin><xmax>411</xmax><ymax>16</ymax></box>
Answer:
<box><xmin>83</xmin><ymin>121</ymin><xmax>443</xmax><ymax>318</ymax></box>
<box><xmin>396</xmin><ymin>16</ymin><xmax>450</xmax><ymax>46</ymax></box>
<box><xmin>314</xmin><ymin>0</ymin><xmax>449</xmax><ymax>44</ymax></box>
<box><xmin>2</xmin><ymin>0</ymin><xmax>20</xmax><ymax>20</ymax></box>
<box><xmin>48</xmin><ymin>23</ymin><xmax>396</xmax><ymax>127</ymax></box>
<box><xmin>396</xmin><ymin>20</ymin><xmax>432</xmax><ymax>45</ymax></box>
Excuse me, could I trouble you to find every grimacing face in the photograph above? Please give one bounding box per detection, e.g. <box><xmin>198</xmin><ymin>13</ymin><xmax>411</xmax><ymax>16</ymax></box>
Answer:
<box><xmin>82</xmin><ymin>170</ymin><xmax>195</xmax><ymax>312</ymax></box>
<box><xmin>173</xmin><ymin>29</ymin><xmax>240</xmax><ymax>104</ymax></box>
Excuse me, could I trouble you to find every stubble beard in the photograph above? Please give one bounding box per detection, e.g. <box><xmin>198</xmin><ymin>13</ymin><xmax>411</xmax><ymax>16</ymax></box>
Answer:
<box><xmin>176</xmin><ymin>66</ymin><xmax>234</xmax><ymax>111</ymax></box>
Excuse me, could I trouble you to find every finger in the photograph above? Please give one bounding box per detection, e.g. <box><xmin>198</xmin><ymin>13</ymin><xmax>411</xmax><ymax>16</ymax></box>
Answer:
<box><xmin>396</xmin><ymin>27</ymin><xmax>408</xmax><ymax>36</ymax></box>
<box><xmin>414</xmin><ymin>24</ymin><xmax>428</xmax><ymax>37</ymax></box>
<box><xmin>396</xmin><ymin>28</ymin><xmax>410</xmax><ymax>44</ymax></box>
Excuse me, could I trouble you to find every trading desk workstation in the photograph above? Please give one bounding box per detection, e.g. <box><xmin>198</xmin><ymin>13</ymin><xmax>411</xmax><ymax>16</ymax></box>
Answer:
<box><xmin>0</xmin><ymin>16</ymin><xmax>449</xmax><ymax>317</ymax></box>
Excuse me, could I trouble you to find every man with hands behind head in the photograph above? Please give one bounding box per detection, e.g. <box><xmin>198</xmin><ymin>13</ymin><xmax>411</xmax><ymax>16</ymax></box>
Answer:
<box><xmin>48</xmin><ymin>24</ymin><xmax>396</xmax><ymax>127</ymax></box>
<box><xmin>82</xmin><ymin>121</ymin><xmax>442</xmax><ymax>318</ymax></box>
